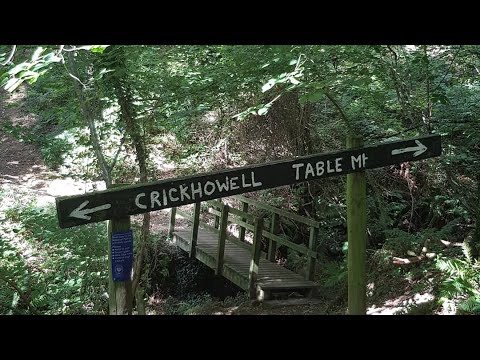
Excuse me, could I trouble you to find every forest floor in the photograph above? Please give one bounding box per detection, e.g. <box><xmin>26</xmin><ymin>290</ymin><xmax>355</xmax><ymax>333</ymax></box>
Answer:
<box><xmin>0</xmin><ymin>88</ymin><xmax>448</xmax><ymax>315</ymax></box>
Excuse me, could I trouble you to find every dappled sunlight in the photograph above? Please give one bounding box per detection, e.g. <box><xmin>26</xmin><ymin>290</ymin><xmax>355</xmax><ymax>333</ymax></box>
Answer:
<box><xmin>0</xmin><ymin>198</ymin><xmax>109</xmax><ymax>314</ymax></box>
<box><xmin>1</xmin><ymin>45</ymin><xmax>478</xmax><ymax>315</ymax></box>
<box><xmin>367</xmin><ymin>292</ymin><xmax>436</xmax><ymax>315</ymax></box>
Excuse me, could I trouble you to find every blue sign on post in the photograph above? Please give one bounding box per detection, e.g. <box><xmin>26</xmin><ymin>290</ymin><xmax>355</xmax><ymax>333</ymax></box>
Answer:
<box><xmin>111</xmin><ymin>230</ymin><xmax>133</xmax><ymax>282</ymax></box>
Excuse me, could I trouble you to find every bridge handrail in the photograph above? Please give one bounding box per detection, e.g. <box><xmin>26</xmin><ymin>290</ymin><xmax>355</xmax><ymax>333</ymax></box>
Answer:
<box><xmin>234</xmin><ymin>195</ymin><xmax>320</xmax><ymax>228</ymax></box>
<box><xmin>169</xmin><ymin>196</ymin><xmax>319</xmax><ymax>282</ymax></box>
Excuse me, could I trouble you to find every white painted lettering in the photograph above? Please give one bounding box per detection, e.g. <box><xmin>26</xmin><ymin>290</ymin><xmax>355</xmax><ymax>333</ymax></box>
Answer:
<box><xmin>135</xmin><ymin>193</ymin><xmax>147</xmax><ymax>209</ymax></box>
<box><xmin>215</xmin><ymin>178</ymin><xmax>229</xmax><ymax>192</ymax></box>
<box><xmin>351</xmin><ymin>153</ymin><xmax>369</xmax><ymax>170</ymax></box>
<box><xmin>362</xmin><ymin>153</ymin><xmax>368</xmax><ymax>167</ymax></box>
<box><xmin>292</xmin><ymin>163</ymin><xmax>304</xmax><ymax>180</ymax></box>
<box><xmin>351</xmin><ymin>154</ymin><xmax>361</xmax><ymax>170</ymax></box>
<box><xmin>241</xmin><ymin>174</ymin><xmax>252</xmax><ymax>188</ymax></box>
<box><xmin>327</xmin><ymin>160</ymin><xmax>335</xmax><ymax>173</ymax></box>
<box><xmin>251</xmin><ymin>171</ymin><xmax>262</xmax><ymax>187</ymax></box>
<box><xmin>191</xmin><ymin>182</ymin><xmax>203</xmax><ymax>200</ymax></box>
<box><xmin>168</xmin><ymin>188</ymin><xmax>179</xmax><ymax>202</ymax></box>
<box><xmin>150</xmin><ymin>191</ymin><xmax>162</xmax><ymax>208</ymax></box>
<box><xmin>230</xmin><ymin>177</ymin><xmax>239</xmax><ymax>190</ymax></box>
<box><xmin>335</xmin><ymin>157</ymin><xmax>343</xmax><ymax>172</ymax></box>
<box><xmin>316</xmin><ymin>161</ymin><xmax>325</xmax><ymax>176</ymax></box>
<box><xmin>162</xmin><ymin>189</ymin><xmax>168</xmax><ymax>206</ymax></box>
<box><xmin>305</xmin><ymin>163</ymin><xmax>315</xmax><ymax>179</ymax></box>
<box><xmin>204</xmin><ymin>181</ymin><xmax>216</xmax><ymax>196</ymax></box>
<box><xmin>179</xmin><ymin>184</ymin><xmax>191</xmax><ymax>201</ymax></box>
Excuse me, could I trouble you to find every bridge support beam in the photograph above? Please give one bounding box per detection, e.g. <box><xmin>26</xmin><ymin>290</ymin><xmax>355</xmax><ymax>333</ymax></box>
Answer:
<box><xmin>190</xmin><ymin>202</ymin><xmax>201</xmax><ymax>258</ymax></box>
<box><xmin>249</xmin><ymin>217</ymin><xmax>264</xmax><ymax>300</ymax></box>
<box><xmin>216</xmin><ymin>204</ymin><xmax>229</xmax><ymax>275</ymax></box>
<box><xmin>168</xmin><ymin>207</ymin><xmax>176</xmax><ymax>237</ymax></box>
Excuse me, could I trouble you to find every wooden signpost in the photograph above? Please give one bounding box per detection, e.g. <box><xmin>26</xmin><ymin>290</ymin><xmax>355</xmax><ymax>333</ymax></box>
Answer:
<box><xmin>55</xmin><ymin>134</ymin><xmax>442</xmax><ymax>314</ymax></box>
<box><xmin>56</xmin><ymin>135</ymin><xmax>441</xmax><ymax>228</ymax></box>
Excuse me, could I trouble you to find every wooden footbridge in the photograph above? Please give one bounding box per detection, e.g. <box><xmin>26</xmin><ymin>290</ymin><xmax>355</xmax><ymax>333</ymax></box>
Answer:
<box><xmin>56</xmin><ymin>135</ymin><xmax>441</xmax><ymax>313</ymax></box>
<box><xmin>168</xmin><ymin>195</ymin><xmax>321</xmax><ymax>301</ymax></box>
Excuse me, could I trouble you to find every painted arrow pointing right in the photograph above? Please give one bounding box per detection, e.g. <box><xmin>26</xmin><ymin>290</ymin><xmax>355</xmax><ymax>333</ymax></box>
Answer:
<box><xmin>391</xmin><ymin>139</ymin><xmax>428</xmax><ymax>157</ymax></box>
<box><xmin>69</xmin><ymin>200</ymin><xmax>112</xmax><ymax>220</ymax></box>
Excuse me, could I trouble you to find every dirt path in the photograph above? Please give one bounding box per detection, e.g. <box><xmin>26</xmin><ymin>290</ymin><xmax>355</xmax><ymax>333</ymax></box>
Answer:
<box><xmin>0</xmin><ymin>88</ymin><xmax>48</xmax><ymax>187</ymax></box>
<box><xmin>0</xmin><ymin>88</ymin><xmax>105</xmax><ymax>208</ymax></box>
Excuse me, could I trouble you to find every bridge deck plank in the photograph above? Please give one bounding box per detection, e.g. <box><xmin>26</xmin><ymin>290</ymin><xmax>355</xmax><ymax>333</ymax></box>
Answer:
<box><xmin>173</xmin><ymin>228</ymin><xmax>319</xmax><ymax>292</ymax></box>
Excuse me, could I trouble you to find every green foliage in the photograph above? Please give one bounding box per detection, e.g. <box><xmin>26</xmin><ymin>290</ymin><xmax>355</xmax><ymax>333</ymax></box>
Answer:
<box><xmin>161</xmin><ymin>293</ymin><xmax>211</xmax><ymax>315</ymax></box>
<box><xmin>40</xmin><ymin>136</ymin><xmax>72</xmax><ymax>170</ymax></box>
<box><xmin>1</xmin><ymin>203</ymin><xmax>108</xmax><ymax>314</ymax></box>
<box><xmin>0</xmin><ymin>46</ymin><xmax>109</xmax><ymax>92</ymax></box>
<box><xmin>323</xmin><ymin>260</ymin><xmax>348</xmax><ymax>289</ymax></box>
<box><xmin>436</xmin><ymin>257</ymin><xmax>480</xmax><ymax>314</ymax></box>
<box><xmin>3</xmin><ymin>44</ymin><xmax>480</xmax><ymax>314</ymax></box>
<box><xmin>457</xmin><ymin>296</ymin><xmax>480</xmax><ymax>314</ymax></box>
<box><xmin>1</xmin><ymin>48</ymin><xmax>62</xmax><ymax>92</ymax></box>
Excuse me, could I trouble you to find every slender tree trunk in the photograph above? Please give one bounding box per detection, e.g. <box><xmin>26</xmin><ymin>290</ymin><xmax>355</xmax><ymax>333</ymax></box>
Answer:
<box><xmin>66</xmin><ymin>52</ymin><xmax>112</xmax><ymax>186</ymax></box>
<box><xmin>110</xmin><ymin>53</ymin><xmax>150</xmax><ymax>297</ymax></box>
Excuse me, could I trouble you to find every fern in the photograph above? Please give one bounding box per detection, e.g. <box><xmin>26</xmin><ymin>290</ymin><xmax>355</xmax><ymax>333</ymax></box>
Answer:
<box><xmin>436</xmin><ymin>257</ymin><xmax>480</xmax><ymax>314</ymax></box>
<box><xmin>324</xmin><ymin>261</ymin><xmax>347</xmax><ymax>288</ymax></box>
<box><xmin>458</xmin><ymin>296</ymin><xmax>480</xmax><ymax>314</ymax></box>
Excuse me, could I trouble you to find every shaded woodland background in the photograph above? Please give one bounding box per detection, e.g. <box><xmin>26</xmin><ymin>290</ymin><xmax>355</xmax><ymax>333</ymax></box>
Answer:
<box><xmin>1</xmin><ymin>45</ymin><xmax>479</xmax><ymax>315</ymax></box>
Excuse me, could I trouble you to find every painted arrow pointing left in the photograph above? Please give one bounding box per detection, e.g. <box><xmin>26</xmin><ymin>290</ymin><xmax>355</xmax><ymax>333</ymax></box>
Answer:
<box><xmin>69</xmin><ymin>201</ymin><xmax>112</xmax><ymax>220</ymax></box>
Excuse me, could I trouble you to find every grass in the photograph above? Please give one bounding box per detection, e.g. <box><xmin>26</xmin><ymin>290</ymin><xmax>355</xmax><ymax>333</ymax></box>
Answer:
<box><xmin>1</xmin><ymin>198</ymin><xmax>110</xmax><ymax>314</ymax></box>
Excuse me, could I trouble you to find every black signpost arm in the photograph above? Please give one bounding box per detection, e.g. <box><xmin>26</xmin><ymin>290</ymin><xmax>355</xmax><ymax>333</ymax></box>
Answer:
<box><xmin>347</xmin><ymin>136</ymin><xmax>367</xmax><ymax>315</ymax></box>
<box><xmin>56</xmin><ymin>135</ymin><xmax>441</xmax><ymax>229</ymax></box>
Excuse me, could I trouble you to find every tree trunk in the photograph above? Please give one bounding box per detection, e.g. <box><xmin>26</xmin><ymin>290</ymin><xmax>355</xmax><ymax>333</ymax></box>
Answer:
<box><xmin>66</xmin><ymin>51</ymin><xmax>112</xmax><ymax>186</ymax></box>
<box><xmin>108</xmin><ymin>47</ymin><xmax>151</xmax><ymax>298</ymax></box>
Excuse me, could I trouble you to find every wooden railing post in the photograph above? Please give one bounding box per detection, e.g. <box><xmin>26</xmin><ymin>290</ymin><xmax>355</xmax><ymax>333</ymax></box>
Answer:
<box><xmin>216</xmin><ymin>204</ymin><xmax>229</xmax><ymax>275</ymax></box>
<box><xmin>249</xmin><ymin>217</ymin><xmax>264</xmax><ymax>300</ymax></box>
<box><xmin>168</xmin><ymin>207</ymin><xmax>177</xmax><ymax>237</ymax></box>
<box><xmin>190</xmin><ymin>202</ymin><xmax>201</xmax><ymax>258</ymax></box>
<box><xmin>267</xmin><ymin>213</ymin><xmax>279</xmax><ymax>262</ymax></box>
<box><xmin>307</xmin><ymin>226</ymin><xmax>319</xmax><ymax>281</ymax></box>
<box><xmin>214</xmin><ymin>204</ymin><xmax>220</xmax><ymax>229</ymax></box>
<box><xmin>238</xmin><ymin>201</ymin><xmax>249</xmax><ymax>243</ymax></box>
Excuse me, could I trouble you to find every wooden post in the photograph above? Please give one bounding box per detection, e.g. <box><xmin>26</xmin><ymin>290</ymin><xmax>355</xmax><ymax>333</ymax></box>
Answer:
<box><xmin>107</xmin><ymin>184</ymin><xmax>133</xmax><ymax>315</ymax></box>
<box><xmin>267</xmin><ymin>213</ymin><xmax>279</xmax><ymax>262</ymax></box>
<box><xmin>306</xmin><ymin>226</ymin><xmax>319</xmax><ymax>281</ymax></box>
<box><xmin>238</xmin><ymin>201</ymin><xmax>249</xmax><ymax>243</ymax></box>
<box><xmin>168</xmin><ymin>207</ymin><xmax>177</xmax><ymax>237</ymax></box>
<box><xmin>190</xmin><ymin>202</ymin><xmax>201</xmax><ymax>258</ymax></box>
<box><xmin>216</xmin><ymin>204</ymin><xmax>229</xmax><ymax>275</ymax></box>
<box><xmin>347</xmin><ymin>135</ymin><xmax>367</xmax><ymax>315</ymax></box>
<box><xmin>249</xmin><ymin>217</ymin><xmax>264</xmax><ymax>300</ymax></box>
<box><xmin>214</xmin><ymin>205</ymin><xmax>220</xmax><ymax>229</ymax></box>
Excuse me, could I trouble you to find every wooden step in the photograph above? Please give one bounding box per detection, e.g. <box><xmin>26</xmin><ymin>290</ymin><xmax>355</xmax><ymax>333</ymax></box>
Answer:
<box><xmin>261</xmin><ymin>297</ymin><xmax>324</xmax><ymax>307</ymax></box>
<box><xmin>258</xmin><ymin>282</ymin><xmax>319</xmax><ymax>290</ymax></box>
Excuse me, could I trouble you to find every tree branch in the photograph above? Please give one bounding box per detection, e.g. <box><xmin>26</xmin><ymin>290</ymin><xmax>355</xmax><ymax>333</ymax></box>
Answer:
<box><xmin>108</xmin><ymin>135</ymin><xmax>126</xmax><ymax>174</ymax></box>
<box><xmin>323</xmin><ymin>90</ymin><xmax>352</xmax><ymax>134</ymax></box>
